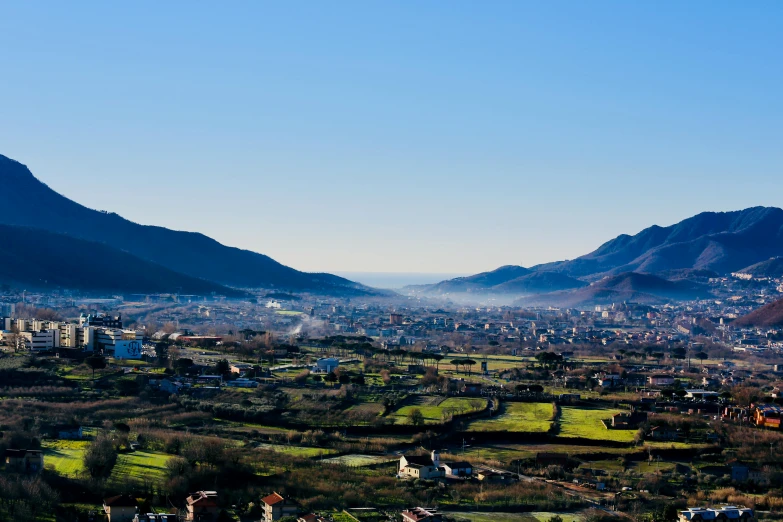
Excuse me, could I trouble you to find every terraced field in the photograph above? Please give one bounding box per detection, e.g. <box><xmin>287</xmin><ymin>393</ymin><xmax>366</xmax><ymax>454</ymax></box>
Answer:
<box><xmin>257</xmin><ymin>443</ymin><xmax>337</xmax><ymax>458</ymax></box>
<box><xmin>468</xmin><ymin>402</ymin><xmax>553</xmax><ymax>432</ymax></box>
<box><xmin>559</xmin><ymin>407</ymin><xmax>636</xmax><ymax>442</ymax></box>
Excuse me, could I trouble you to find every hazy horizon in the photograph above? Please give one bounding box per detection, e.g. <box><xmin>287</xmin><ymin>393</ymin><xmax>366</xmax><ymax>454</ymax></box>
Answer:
<box><xmin>2</xmin><ymin>2</ymin><xmax>781</xmax><ymax>274</ymax></box>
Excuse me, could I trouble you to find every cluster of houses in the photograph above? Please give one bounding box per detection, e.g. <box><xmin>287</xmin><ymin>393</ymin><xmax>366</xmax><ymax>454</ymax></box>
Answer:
<box><xmin>396</xmin><ymin>450</ymin><xmax>516</xmax><ymax>484</ymax></box>
<box><xmin>101</xmin><ymin>490</ymin><xmax>443</xmax><ymax>522</ymax></box>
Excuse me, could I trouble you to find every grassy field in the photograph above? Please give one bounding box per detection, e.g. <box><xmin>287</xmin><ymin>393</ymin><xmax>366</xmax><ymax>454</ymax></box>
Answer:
<box><xmin>559</xmin><ymin>407</ymin><xmax>636</xmax><ymax>443</ymax></box>
<box><xmin>392</xmin><ymin>396</ymin><xmax>485</xmax><ymax>424</ymax></box>
<box><xmin>109</xmin><ymin>450</ymin><xmax>171</xmax><ymax>487</ymax></box>
<box><xmin>468</xmin><ymin>402</ymin><xmax>553</xmax><ymax>432</ymax></box>
<box><xmin>275</xmin><ymin>310</ymin><xmax>304</xmax><ymax>316</ymax></box>
<box><xmin>43</xmin><ymin>440</ymin><xmax>88</xmax><ymax>476</ymax></box>
<box><xmin>322</xmin><ymin>454</ymin><xmax>395</xmax><ymax>467</ymax></box>
<box><xmin>257</xmin><ymin>443</ymin><xmax>337</xmax><ymax>458</ymax></box>
<box><xmin>445</xmin><ymin>512</ymin><xmax>583</xmax><ymax>522</ymax></box>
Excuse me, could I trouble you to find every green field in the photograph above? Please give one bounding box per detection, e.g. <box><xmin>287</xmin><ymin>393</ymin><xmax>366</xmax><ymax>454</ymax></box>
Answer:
<box><xmin>43</xmin><ymin>440</ymin><xmax>88</xmax><ymax>476</ymax></box>
<box><xmin>559</xmin><ymin>407</ymin><xmax>636</xmax><ymax>443</ymax></box>
<box><xmin>275</xmin><ymin>310</ymin><xmax>304</xmax><ymax>316</ymax></box>
<box><xmin>322</xmin><ymin>454</ymin><xmax>395</xmax><ymax>467</ymax></box>
<box><xmin>445</xmin><ymin>512</ymin><xmax>583</xmax><ymax>522</ymax></box>
<box><xmin>109</xmin><ymin>450</ymin><xmax>171</xmax><ymax>487</ymax></box>
<box><xmin>392</xmin><ymin>396</ymin><xmax>485</xmax><ymax>424</ymax></box>
<box><xmin>468</xmin><ymin>402</ymin><xmax>553</xmax><ymax>432</ymax></box>
<box><xmin>257</xmin><ymin>443</ymin><xmax>337</xmax><ymax>458</ymax></box>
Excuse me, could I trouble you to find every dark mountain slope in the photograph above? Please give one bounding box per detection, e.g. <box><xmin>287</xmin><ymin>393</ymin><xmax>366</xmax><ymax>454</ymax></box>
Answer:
<box><xmin>532</xmin><ymin>207</ymin><xmax>783</xmax><ymax>278</ymax></box>
<box><xmin>0</xmin><ymin>224</ymin><xmax>245</xmax><ymax>296</ymax></box>
<box><xmin>733</xmin><ymin>298</ymin><xmax>783</xmax><ymax>327</ymax></box>
<box><xmin>738</xmin><ymin>257</ymin><xmax>783</xmax><ymax>278</ymax></box>
<box><xmin>514</xmin><ymin>272</ymin><xmax>712</xmax><ymax>308</ymax></box>
<box><xmin>0</xmin><ymin>154</ymin><xmax>370</xmax><ymax>294</ymax></box>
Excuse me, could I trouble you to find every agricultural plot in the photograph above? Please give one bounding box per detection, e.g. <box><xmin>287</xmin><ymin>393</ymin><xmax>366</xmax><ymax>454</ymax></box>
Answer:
<box><xmin>322</xmin><ymin>454</ymin><xmax>395</xmax><ymax>467</ymax></box>
<box><xmin>109</xmin><ymin>450</ymin><xmax>171</xmax><ymax>487</ymax></box>
<box><xmin>257</xmin><ymin>443</ymin><xmax>337</xmax><ymax>458</ymax></box>
<box><xmin>43</xmin><ymin>440</ymin><xmax>88</xmax><ymax>476</ymax></box>
<box><xmin>445</xmin><ymin>512</ymin><xmax>583</xmax><ymax>522</ymax></box>
<box><xmin>468</xmin><ymin>402</ymin><xmax>553</xmax><ymax>432</ymax></box>
<box><xmin>559</xmin><ymin>407</ymin><xmax>636</xmax><ymax>443</ymax></box>
<box><xmin>392</xmin><ymin>396</ymin><xmax>485</xmax><ymax>424</ymax></box>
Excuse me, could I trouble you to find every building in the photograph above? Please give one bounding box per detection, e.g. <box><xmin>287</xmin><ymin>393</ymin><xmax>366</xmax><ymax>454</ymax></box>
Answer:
<box><xmin>185</xmin><ymin>491</ymin><xmax>220</xmax><ymax>522</ymax></box>
<box><xmin>752</xmin><ymin>404</ymin><xmax>782</xmax><ymax>429</ymax></box>
<box><xmin>261</xmin><ymin>492</ymin><xmax>299</xmax><ymax>521</ymax></box>
<box><xmin>96</xmin><ymin>329</ymin><xmax>144</xmax><ymax>359</ymax></box>
<box><xmin>135</xmin><ymin>515</ymin><xmax>178</xmax><ymax>522</ymax></box>
<box><xmin>648</xmin><ymin>374</ymin><xmax>675</xmax><ymax>387</ymax></box>
<box><xmin>56</xmin><ymin>425</ymin><xmax>84</xmax><ymax>440</ymax></box>
<box><xmin>399</xmin><ymin>451</ymin><xmax>444</xmax><ymax>480</ymax></box>
<box><xmin>401</xmin><ymin>508</ymin><xmax>443</xmax><ymax>522</ymax></box>
<box><xmin>103</xmin><ymin>495</ymin><xmax>138</xmax><ymax>522</ymax></box>
<box><xmin>80</xmin><ymin>313</ymin><xmax>123</xmax><ymax>329</ymax></box>
<box><xmin>3</xmin><ymin>449</ymin><xmax>44</xmax><ymax>473</ymax></box>
<box><xmin>314</xmin><ymin>358</ymin><xmax>339</xmax><ymax>373</ymax></box>
<box><xmin>16</xmin><ymin>329</ymin><xmax>59</xmax><ymax>351</ymax></box>
<box><xmin>649</xmin><ymin>426</ymin><xmax>679</xmax><ymax>441</ymax></box>
<box><xmin>440</xmin><ymin>460</ymin><xmax>473</xmax><ymax>478</ymax></box>
<box><xmin>678</xmin><ymin>507</ymin><xmax>754</xmax><ymax>522</ymax></box>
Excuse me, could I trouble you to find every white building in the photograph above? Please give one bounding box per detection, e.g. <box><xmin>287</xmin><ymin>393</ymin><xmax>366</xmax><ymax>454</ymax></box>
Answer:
<box><xmin>17</xmin><ymin>329</ymin><xmax>59</xmax><ymax>352</ymax></box>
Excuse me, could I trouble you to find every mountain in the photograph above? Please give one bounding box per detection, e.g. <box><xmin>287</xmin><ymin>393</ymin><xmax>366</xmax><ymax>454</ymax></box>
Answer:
<box><xmin>413</xmin><ymin>265</ymin><xmax>532</xmax><ymax>294</ymax></box>
<box><xmin>490</xmin><ymin>271</ymin><xmax>587</xmax><ymax>294</ymax></box>
<box><xmin>737</xmin><ymin>257</ymin><xmax>783</xmax><ymax>278</ymax></box>
<box><xmin>733</xmin><ymin>298</ymin><xmax>783</xmax><ymax>327</ymax></box>
<box><xmin>533</xmin><ymin>207</ymin><xmax>783</xmax><ymax>279</ymax></box>
<box><xmin>0</xmin><ymin>224</ymin><xmax>244</xmax><ymax>296</ymax></box>
<box><xmin>0</xmin><ymin>154</ymin><xmax>371</xmax><ymax>295</ymax></box>
<box><xmin>514</xmin><ymin>272</ymin><xmax>712</xmax><ymax>308</ymax></box>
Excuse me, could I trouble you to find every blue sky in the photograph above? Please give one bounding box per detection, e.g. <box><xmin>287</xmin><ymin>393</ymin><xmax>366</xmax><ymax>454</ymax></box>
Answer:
<box><xmin>1</xmin><ymin>2</ymin><xmax>781</xmax><ymax>274</ymax></box>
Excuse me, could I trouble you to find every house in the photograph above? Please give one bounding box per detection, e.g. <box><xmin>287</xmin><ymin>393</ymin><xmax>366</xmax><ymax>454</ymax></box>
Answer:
<box><xmin>685</xmin><ymin>389</ymin><xmax>719</xmax><ymax>400</ymax></box>
<box><xmin>612</xmin><ymin>413</ymin><xmax>631</xmax><ymax>428</ymax></box>
<box><xmin>261</xmin><ymin>492</ymin><xmax>299</xmax><ymax>521</ymax></box>
<box><xmin>731</xmin><ymin>464</ymin><xmax>769</xmax><ymax>485</ymax></box>
<box><xmin>678</xmin><ymin>506</ymin><xmax>754</xmax><ymax>522</ymax></box>
<box><xmin>399</xmin><ymin>451</ymin><xmax>444</xmax><ymax>480</ymax></box>
<box><xmin>440</xmin><ymin>460</ymin><xmax>472</xmax><ymax>478</ymax></box>
<box><xmin>185</xmin><ymin>491</ymin><xmax>219</xmax><ymax>522</ymax></box>
<box><xmin>229</xmin><ymin>363</ymin><xmax>253</xmax><ymax>375</ymax></box>
<box><xmin>649</xmin><ymin>426</ymin><xmax>679</xmax><ymax>441</ymax></box>
<box><xmin>56</xmin><ymin>425</ymin><xmax>84</xmax><ymax>440</ymax></box>
<box><xmin>648</xmin><ymin>374</ymin><xmax>675</xmax><ymax>387</ymax></box>
<box><xmin>104</xmin><ymin>495</ymin><xmax>138</xmax><ymax>522</ymax></box>
<box><xmin>461</xmin><ymin>382</ymin><xmax>482</xmax><ymax>396</ymax></box>
<box><xmin>297</xmin><ymin>515</ymin><xmax>327</xmax><ymax>522</ymax></box>
<box><xmin>752</xmin><ymin>404</ymin><xmax>783</xmax><ymax>428</ymax></box>
<box><xmin>135</xmin><ymin>515</ymin><xmax>178</xmax><ymax>522</ymax></box>
<box><xmin>477</xmin><ymin>469</ymin><xmax>516</xmax><ymax>483</ymax></box>
<box><xmin>402</xmin><ymin>507</ymin><xmax>443</xmax><ymax>522</ymax></box>
<box><xmin>3</xmin><ymin>449</ymin><xmax>44</xmax><ymax>473</ymax></box>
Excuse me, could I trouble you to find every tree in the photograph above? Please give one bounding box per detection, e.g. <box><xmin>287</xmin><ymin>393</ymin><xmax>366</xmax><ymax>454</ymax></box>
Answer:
<box><xmin>409</xmin><ymin>408</ymin><xmax>425</xmax><ymax>427</ymax></box>
<box><xmin>671</xmin><ymin>347</ymin><xmax>687</xmax><ymax>360</ymax></box>
<box><xmin>85</xmin><ymin>355</ymin><xmax>106</xmax><ymax>382</ymax></box>
<box><xmin>215</xmin><ymin>359</ymin><xmax>230</xmax><ymax>375</ymax></box>
<box><xmin>695</xmin><ymin>351</ymin><xmax>708</xmax><ymax>366</ymax></box>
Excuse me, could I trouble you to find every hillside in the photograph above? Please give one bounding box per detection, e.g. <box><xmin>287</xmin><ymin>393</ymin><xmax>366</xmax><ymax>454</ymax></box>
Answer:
<box><xmin>491</xmin><ymin>271</ymin><xmax>588</xmax><ymax>294</ymax></box>
<box><xmin>0</xmin><ymin>224</ymin><xmax>245</xmax><ymax>296</ymax></box>
<box><xmin>412</xmin><ymin>265</ymin><xmax>532</xmax><ymax>293</ymax></box>
<box><xmin>533</xmin><ymin>207</ymin><xmax>783</xmax><ymax>279</ymax></box>
<box><xmin>737</xmin><ymin>257</ymin><xmax>783</xmax><ymax>278</ymax></box>
<box><xmin>0</xmin><ymin>154</ymin><xmax>371</xmax><ymax>295</ymax></box>
<box><xmin>733</xmin><ymin>298</ymin><xmax>783</xmax><ymax>328</ymax></box>
<box><xmin>514</xmin><ymin>272</ymin><xmax>712</xmax><ymax>308</ymax></box>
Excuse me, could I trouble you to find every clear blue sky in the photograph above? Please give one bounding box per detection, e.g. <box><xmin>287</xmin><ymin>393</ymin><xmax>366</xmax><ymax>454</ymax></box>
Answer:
<box><xmin>1</xmin><ymin>2</ymin><xmax>781</xmax><ymax>274</ymax></box>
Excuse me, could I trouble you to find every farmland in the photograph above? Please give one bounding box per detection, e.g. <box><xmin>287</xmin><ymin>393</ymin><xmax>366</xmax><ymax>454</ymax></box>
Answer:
<box><xmin>445</xmin><ymin>512</ymin><xmax>583</xmax><ymax>522</ymax></box>
<box><xmin>108</xmin><ymin>450</ymin><xmax>172</xmax><ymax>487</ymax></box>
<box><xmin>391</xmin><ymin>396</ymin><xmax>486</xmax><ymax>424</ymax></box>
<box><xmin>559</xmin><ymin>407</ymin><xmax>637</xmax><ymax>443</ymax></box>
<box><xmin>467</xmin><ymin>402</ymin><xmax>553</xmax><ymax>432</ymax></box>
<box><xmin>42</xmin><ymin>440</ymin><xmax>88</xmax><ymax>477</ymax></box>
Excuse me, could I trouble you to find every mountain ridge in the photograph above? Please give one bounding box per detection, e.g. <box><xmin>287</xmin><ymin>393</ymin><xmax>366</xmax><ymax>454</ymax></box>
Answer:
<box><xmin>0</xmin><ymin>153</ymin><xmax>373</xmax><ymax>295</ymax></box>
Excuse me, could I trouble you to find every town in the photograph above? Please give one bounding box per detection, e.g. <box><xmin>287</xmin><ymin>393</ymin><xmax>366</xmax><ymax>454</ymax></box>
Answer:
<box><xmin>1</xmin><ymin>270</ymin><xmax>782</xmax><ymax>522</ymax></box>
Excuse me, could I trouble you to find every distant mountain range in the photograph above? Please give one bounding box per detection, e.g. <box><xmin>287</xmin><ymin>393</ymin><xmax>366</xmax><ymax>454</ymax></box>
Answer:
<box><xmin>0</xmin><ymin>153</ymin><xmax>373</xmax><ymax>296</ymax></box>
<box><xmin>412</xmin><ymin>207</ymin><xmax>783</xmax><ymax>306</ymax></box>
